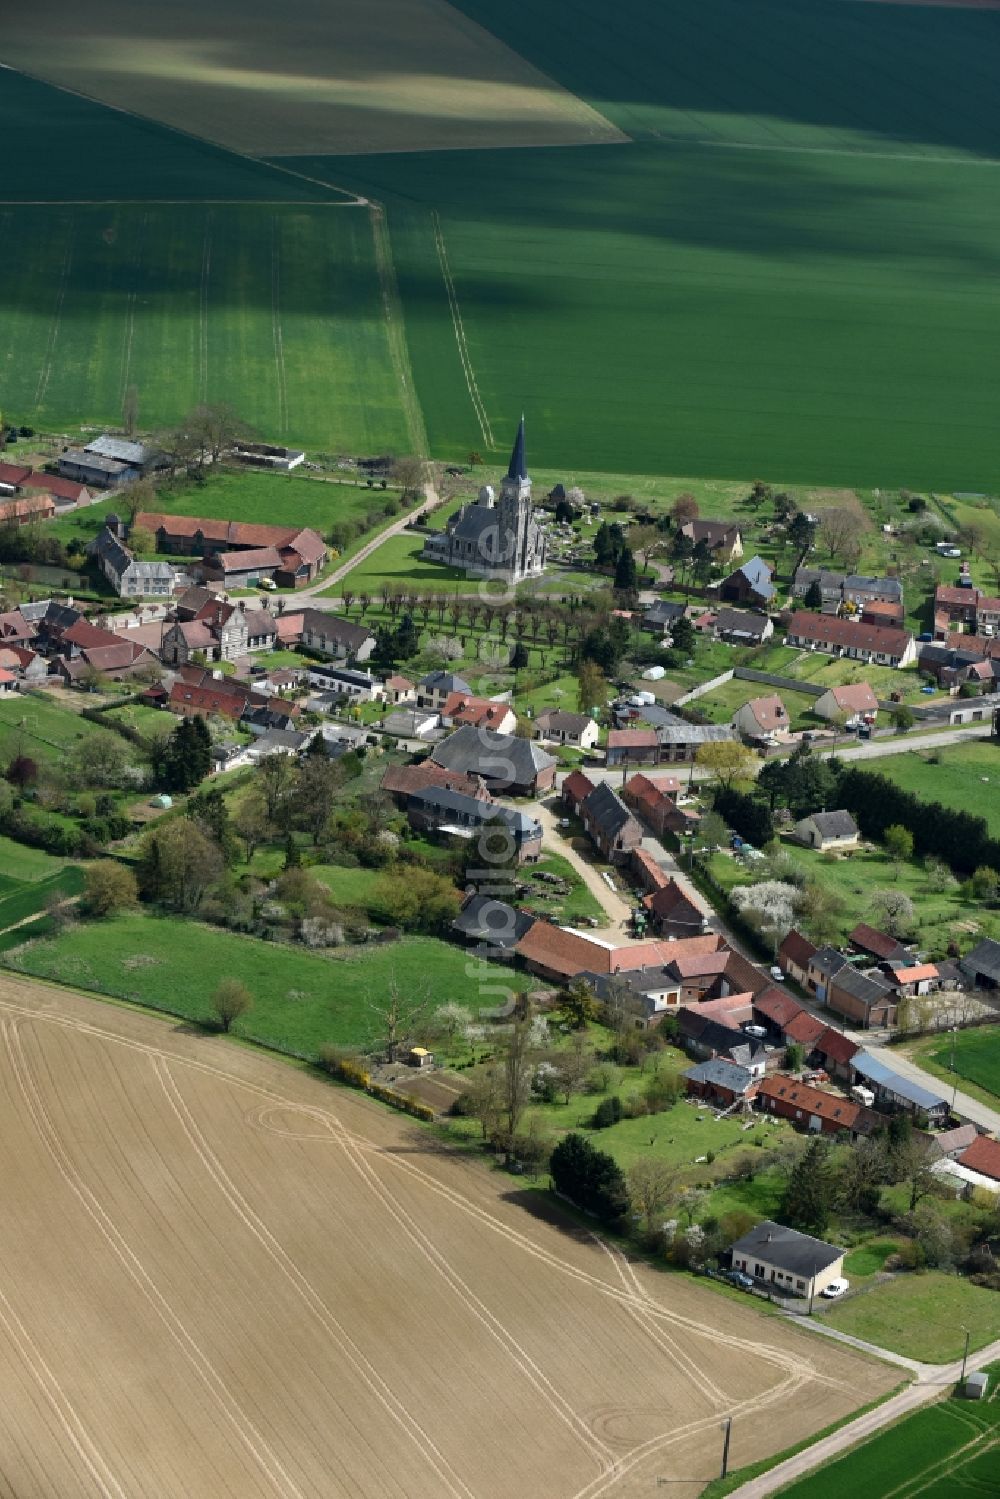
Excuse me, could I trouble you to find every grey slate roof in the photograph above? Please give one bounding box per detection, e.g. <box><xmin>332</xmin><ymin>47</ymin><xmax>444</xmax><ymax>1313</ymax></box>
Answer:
<box><xmin>536</xmin><ymin>709</ymin><xmax>591</xmax><ymax>734</ymax></box>
<box><xmin>580</xmin><ymin>781</ymin><xmax>635</xmax><ymax>839</ymax></box>
<box><xmin>430</xmin><ymin>724</ymin><xmax>556</xmax><ymax>786</ymax></box>
<box><xmin>844</xmin><ymin>574</ymin><xmax>903</xmax><ymax>602</ymax></box>
<box><xmin>408</xmin><ymin>786</ymin><xmax>541</xmax><ymax>838</ymax></box>
<box><xmin>420</xmin><ymin>670</ymin><xmax>472</xmax><ymax>694</ymax></box>
<box><xmin>581</xmin><ymin>966</ymin><xmax>680</xmax><ymax>1000</ymax></box>
<box><xmin>714</xmin><ymin>608</ymin><xmax>770</xmax><ymax>638</ymax></box>
<box><xmin>729</xmin><ymin>1221</ymin><xmax>843</xmax><ymax>1277</ymax></box>
<box><xmin>832</xmin><ymin>966</ymin><xmax>892</xmax><ymax>1007</ymax></box>
<box><xmin>452</xmin><ymin>894</ymin><xmax>534</xmax><ymax>950</ymax></box>
<box><xmin>733</xmin><ymin>555</ymin><xmax>775</xmax><ymax>601</ymax></box>
<box><xmin>803</xmin><ymin>810</ymin><xmax>859</xmax><ymax>840</ymax></box>
<box><xmin>85</xmin><ymin>435</ymin><xmax>156</xmax><ymax>466</ymax></box>
<box><xmin>643</xmin><ymin>600</ymin><xmax>686</xmax><ymax>627</ymax></box>
<box><xmin>684</xmin><ymin>1058</ymin><xmax>756</xmax><ymax>1093</ymax></box>
<box><xmin>810</xmin><ymin>946</ymin><xmax>849</xmax><ymax>979</ymax></box>
<box><xmin>656</xmin><ymin>724</ymin><xmax>734</xmax><ymax>744</ymax></box>
<box><xmin>961</xmin><ymin>937</ymin><xmax>1000</xmax><ymax>985</ymax></box>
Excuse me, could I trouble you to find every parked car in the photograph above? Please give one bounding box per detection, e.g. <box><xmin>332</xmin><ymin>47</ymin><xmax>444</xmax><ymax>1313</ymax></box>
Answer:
<box><xmin>821</xmin><ymin>1278</ymin><xmax>850</xmax><ymax>1299</ymax></box>
<box><xmin>769</xmin><ymin>965</ymin><xmax>785</xmax><ymax>982</ymax></box>
<box><xmin>727</xmin><ymin>1270</ymin><xmax>754</xmax><ymax>1290</ymax></box>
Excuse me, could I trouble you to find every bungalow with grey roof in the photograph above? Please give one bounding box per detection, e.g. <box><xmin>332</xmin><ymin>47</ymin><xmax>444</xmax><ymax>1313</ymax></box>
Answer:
<box><xmin>792</xmin><ymin>809</ymin><xmax>859</xmax><ymax>851</ymax></box>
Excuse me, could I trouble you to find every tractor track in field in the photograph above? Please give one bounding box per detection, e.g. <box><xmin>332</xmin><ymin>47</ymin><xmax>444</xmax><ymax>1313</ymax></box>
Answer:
<box><xmin>431</xmin><ymin>208</ymin><xmax>494</xmax><ymax>451</ymax></box>
<box><xmin>33</xmin><ymin>219</ymin><xmax>74</xmax><ymax>412</ymax></box>
<box><xmin>120</xmin><ymin>210</ymin><xmax>149</xmax><ymax>404</ymax></box>
<box><xmin>198</xmin><ymin>212</ymin><xmax>213</xmax><ymax>404</ymax></box>
<box><xmin>270</xmin><ymin>215</ymin><xmax>288</xmax><ymax>434</ymax></box>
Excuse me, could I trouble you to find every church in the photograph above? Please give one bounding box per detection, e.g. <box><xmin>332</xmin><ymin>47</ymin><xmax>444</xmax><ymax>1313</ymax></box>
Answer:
<box><xmin>421</xmin><ymin>417</ymin><xmax>547</xmax><ymax>584</ymax></box>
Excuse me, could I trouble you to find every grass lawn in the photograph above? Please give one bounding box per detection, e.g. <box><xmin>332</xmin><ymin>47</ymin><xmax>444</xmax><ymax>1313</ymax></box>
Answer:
<box><xmin>0</xmin><ymin>693</ymin><xmax>106</xmax><ymax>765</ymax></box>
<box><xmin>818</xmin><ymin>1273</ymin><xmax>1000</xmax><ymax>1362</ymax></box>
<box><xmin>693</xmin><ymin>678</ymin><xmax>821</xmax><ymax>730</ymax></box>
<box><xmin>1</xmin><ymin>205</ymin><xmax>408</xmax><ymax>455</ymax></box>
<box><xmin>4</xmin><ymin>911</ymin><xmax>530</xmax><ymax>1056</ymax></box>
<box><xmin>872</xmin><ymin>740</ymin><xmax>1000</xmax><ymax>842</ymax></box>
<box><xmin>0</xmin><ymin>835</ymin><xmax>77</xmax><ymax>882</ymax></box>
<box><xmin>708</xmin><ymin>843</ymin><xmax>994</xmax><ymax>958</ymax></box>
<box><xmin>517</xmin><ymin>851</ymin><xmax>605</xmax><ymax>927</ymax></box>
<box><xmin>842</xmin><ymin>1241</ymin><xmax>901</xmax><ymax>1280</ymax></box>
<box><xmin>329</xmin><ymin>526</ymin><xmax>468</xmax><ymax>594</ymax></box>
<box><xmin>904</xmin><ymin>1028</ymin><xmax>1000</xmax><ymax>1106</ymax></box>
<box><xmin>776</xmin><ymin>1367</ymin><xmax>1000</xmax><ymax>1499</ymax></box>
<box><xmin>749</xmin><ymin>644</ymin><xmax>930</xmax><ymax>703</ymax></box>
<box><xmin>311</xmin><ymin>864</ymin><xmax>386</xmax><ymax>911</ymax></box>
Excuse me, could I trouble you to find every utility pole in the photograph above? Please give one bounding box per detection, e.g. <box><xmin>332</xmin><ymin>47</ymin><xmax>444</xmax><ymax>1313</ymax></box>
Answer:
<box><xmin>950</xmin><ymin>1027</ymin><xmax>959</xmax><ymax>1113</ymax></box>
<box><xmin>720</xmin><ymin>1418</ymin><xmax>733</xmax><ymax>1480</ymax></box>
<box><xmin>961</xmin><ymin>1327</ymin><xmax>971</xmax><ymax>1385</ymax></box>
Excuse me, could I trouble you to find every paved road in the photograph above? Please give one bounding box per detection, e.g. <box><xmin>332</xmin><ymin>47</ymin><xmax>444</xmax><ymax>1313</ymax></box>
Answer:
<box><xmin>729</xmin><ymin>1334</ymin><xmax>1000</xmax><ymax>1497</ymax></box>
<box><xmin>865</xmin><ymin>1040</ymin><xmax>1000</xmax><ymax>1134</ymax></box>
<box><xmin>832</xmin><ymin>722</ymin><xmax>994</xmax><ymax>761</ymax></box>
<box><xmin>291</xmin><ymin>482</ymin><xmax>444</xmax><ymax>605</ymax></box>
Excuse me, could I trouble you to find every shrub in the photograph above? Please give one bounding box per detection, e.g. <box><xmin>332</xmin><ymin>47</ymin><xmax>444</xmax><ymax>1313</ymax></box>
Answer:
<box><xmin>592</xmin><ymin>1095</ymin><xmax>623</xmax><ymax>1129</ymax></box>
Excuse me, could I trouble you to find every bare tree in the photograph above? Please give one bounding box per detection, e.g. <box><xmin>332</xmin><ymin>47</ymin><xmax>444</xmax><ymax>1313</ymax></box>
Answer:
<box><xmin>390</xmin><ymin>455</ymin><xmax>427</xmax><ymax>501</ymax></box>
<box><xmin>366</xmin><ymin>978</ymin><xmax>429</xmax><ymax>1062</ymax></box>
<box><xmin>499</xmin><ymin>1012</ymin><xmax>535</xmax><ymax>1156</ymax></box>
<box><xmin>212</xmin><ymin>978</ymin><xmax>253</xmax><ymax>1033</ymax></box>
<box><xmin>817</xmin><ymin>505</ymin><xmax>869</xmax><ymax>563</ymax></box>
<box><xmin>121</xmin><ymin>384</ymin><xmax>140</xmax><ymax>438</ymax></box>
<box><xmin>628</xmin><ymin>1159</ymin><xmax>679</xmax><ymax>1240</ymax></box>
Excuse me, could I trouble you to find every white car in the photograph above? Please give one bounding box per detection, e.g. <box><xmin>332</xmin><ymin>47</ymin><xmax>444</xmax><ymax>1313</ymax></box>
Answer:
<box><xmin>821</xmin><ymin>1279</ymin><xmax>850</xmax><ymax>1299</ymax></box>
<box><xmin>769</xmin><ymin>966</ymin><xmax>785</xmax><ymax>982</ymax></box>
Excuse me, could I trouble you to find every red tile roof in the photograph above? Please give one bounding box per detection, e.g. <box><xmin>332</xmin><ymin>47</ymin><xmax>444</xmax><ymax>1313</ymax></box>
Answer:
<box><xmin>757</xmin><ymin>1075</ymin><xmax>876</xmax><ymax>1131</ymax></box>
<box><xmin>849</xmin><ymin>923</ymin><xmax>905</xmax><ymax>961</ymax></box>
<box><xmin>753</xmin><ymin>986</ymin><xmax>806</xmax><ymax>1029</ymax></box>
<box><xmin>441</xmin><ymin>692</ymin><xmax>513</xmax><ymax>731</ymax></box>
<box><xmin>935</xmin><ymin>585</ymin><xmax>980</xmax><ymax>608</ymax></box>
<box><xmin>813</xmin><ymin>1026</ymin><xmax>859</xmax><ymax>1066</ymax></box>
<box><xmin>786</xmin><ymin>611</ymin><xmax>912</xmax><ymax>656</ymax></box>
<box><xmin>632</xmin><ymin>847</ymin><xmax>670</xmax><ymax>891</ymax></box>
<box><xmin>622</xmin><ymin>772</ymin><xmax>680</xmax><ymax>820</ymax></box>
<box><xmin>0</xmin><ymin>463</ymin><xmax>32</xmax><ymax>487</ymax></box>
<box><xmin>562</xmin><ymin>770</ymin><xmax>594</xmax><ymax>804</ymax></box>
<box><xmin>612</xmin><ymin>934</ymin><xmax>722</xmax><ymax>973</ymax></box>
<box><xmin>890</xmin><ymin>963</ymin><xmax>939</xmax><ymax>985</ymax></box>
<box><xmin>826</xmin><ymin>682</ymin><xmax>879</xmax><ymax>714</ymax></box>
<box><xmin>740</xmin><ymin>694</ymin><xmax>788</xmax><ymax>733</ymax></box>
<box><xmin>608</xmin><ymin>728</ymin><xmax>659</xmax><ymax>750</ymax></box>
<box><xmin>381</xmin><ymin>761</ymin><xmax>488</xmax><ymax>801</ymax></box>
<box><xmin>20</xmin><ymin>472</ymin><xmax>90</xmax><ymax>501</ymax></box>
<box><xmin>779</xmin><ymin>928</ymin><xmax>818</xmax><ymax>970</ymax></box>
<box><xmin>515</xmin><ymin>924</ymin><xmax>616</xmax><ymax>979</ymax></box>
<box><xmin>958</xmin><ymin>1135</ymin><xmax>1000</xmax><ymax>1183</ymax></box>
<box><xmin>783</xmin><ymin>1011</ymin><xmax>827</xmax><ymax>1047</ymax></box>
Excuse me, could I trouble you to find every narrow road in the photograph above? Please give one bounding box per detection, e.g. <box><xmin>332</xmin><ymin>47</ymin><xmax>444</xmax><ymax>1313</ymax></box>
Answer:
<box><xmin>530</xmin><ymin>796</ymin><xmax>634</xmax><ymax>931</ymax></box>
<box><xmin>867</xmin><ymin>1040</ymin><xmax>1000</xmax><ymax>1134</ymax></box>
<box><xmin>833</xmin><ymin>722</ymin><xmax>995</xmax><ymax>761</ymax></box>
<box><xmin>289</xmin><ymin>482</ymin><xmax>444</xmax><ymax>605</ymax></box>
<box><xmin>729</xmin><ymin>1335</ymin><xmax>1000</xmax><ymax>1497</ymax></box>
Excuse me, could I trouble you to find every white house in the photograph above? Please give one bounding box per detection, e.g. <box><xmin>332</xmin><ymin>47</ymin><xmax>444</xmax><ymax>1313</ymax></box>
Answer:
<box><xmin>729</xmin><ymin>1221</ymin><xmax>846</xmax><ymax>1301</ymax></box>
<box><xmin>533</xmin><ymin>709</ymin><xmax>599</xmax><ymax>750</ymax></box>
<box><xmin>732</xmin><ymin>694</ymin><xmax>789</xmax><ymax>742</ymax></box>
<box><xmin>791</xmin><ymin>809</ymin><xmax>860</xmax><ymax>851</ymax></box>
<box><xmin>813</xmin><ymin>682</ymin><xmax>879</xmax><ymax>725</ymax></box>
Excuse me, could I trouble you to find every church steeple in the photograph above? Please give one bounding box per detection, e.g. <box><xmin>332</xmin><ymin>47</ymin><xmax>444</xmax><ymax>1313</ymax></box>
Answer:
<box><xmin>506</xmin><ymin>414</ymin><xmax>527</xmax><ymax>483</ymax></box>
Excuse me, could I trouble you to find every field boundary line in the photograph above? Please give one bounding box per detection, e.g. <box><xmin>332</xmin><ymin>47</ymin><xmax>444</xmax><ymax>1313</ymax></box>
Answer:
<box><xmin>120</xmin><ymin>210</ymin><xmax>148</xmax><ymax>403</ymax></box>
<box><xmin>431</xmin><ymin>209</ymin><xmax>494</xmax><ymax>450</ymax></box>
<box><xmin>270</xmin><ymin>216</ymin><xmax>288</xmax><ymax>433</ymax></box>
<box><xmin>0</xmin><ymin>1277</ymin><xmax>127</xmax><ymax>1498</ymax></box>
<box><xmin>369</xmin><ymin>204</ymin><xmax>430</xmax><ymax>457</ymax></box>
<box><xmin>3</xmin><ymin>1017</ymin><xmax>308</xmax><ymax>1499</ymax></box>
<box><xmin>33</xmin><ymin>220</ymin><xmax>74</xmax><ymax>411</ymax></box>
<box><xmin>154</xmin><ymin>1058</ymin><xmax>476</xmax><ymax>1499</ymax></box>
<box><xmin>0</xmin><ymin>200</ymin><xmax>366</xmax><ymax>205</ymax></box>
<box><xmin>679</xmin><ymin>136</ymin><xmax>1000</xmax><ymax>168</ymax></box>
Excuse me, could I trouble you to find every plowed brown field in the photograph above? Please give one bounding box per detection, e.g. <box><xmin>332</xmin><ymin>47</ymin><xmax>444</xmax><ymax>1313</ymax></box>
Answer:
<box><xmin>0</xmin><ymin>974</ymin><xmax>894</xmax><ymax>1498</ymax></box>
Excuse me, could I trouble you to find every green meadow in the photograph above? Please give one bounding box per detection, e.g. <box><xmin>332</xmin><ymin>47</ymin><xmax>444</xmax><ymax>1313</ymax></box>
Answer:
<box><xmin>873</xmin><ymin>741</ymin><xmax>1000</xmax><ymax>842</ymax></box>
<box><xmin>282</xmin><ymin>0</ymin><xmax>1000</xmax><ymax>487</ymax></box>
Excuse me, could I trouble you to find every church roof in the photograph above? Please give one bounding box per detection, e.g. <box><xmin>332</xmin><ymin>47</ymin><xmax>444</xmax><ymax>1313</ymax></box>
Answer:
<box><xmin>507</xmin><ymin>415</ymin><xmax>527</xmax><ymax>482</ymax></box>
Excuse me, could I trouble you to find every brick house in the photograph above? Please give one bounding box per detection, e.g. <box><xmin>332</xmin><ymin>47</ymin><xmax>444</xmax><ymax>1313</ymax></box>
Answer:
<box><xmin>578</xmin><ymin>781</ymin><xmax>643</xmax><ymax>864</ymax></box>
<box><xmin>756</xmin><ymin>1075</ymin><xmax>880</xmax><ymax>1139</ymax></box>
<box><xmin>784</xmin><ymin>611</ymin><xmax>916</xmax><ymax>667</ymax></box>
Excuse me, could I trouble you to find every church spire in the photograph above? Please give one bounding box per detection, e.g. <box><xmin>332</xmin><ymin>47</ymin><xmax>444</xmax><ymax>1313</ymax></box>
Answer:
<box><xmin>506</xmin><ymin>414</ymin><xmax>527</xmax><ymax>483</ymax></box>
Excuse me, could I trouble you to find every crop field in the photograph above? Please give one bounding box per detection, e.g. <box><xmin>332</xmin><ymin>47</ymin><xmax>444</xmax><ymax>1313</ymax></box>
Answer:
<box><xmin>911</xmin><ymin>1026</ymin><xmax>1000</xmax><ymax>1104</ymax></box>
<box><xmin>0</xmin><ymin>203</ymin><xmax>409</xmax><ymax>453</ymax></box>
<box><xmin>779</xmin><ymin>1366</ymin><xmax>1000</xmax><ymax>1499</ymax></box>
<box><xmin>281</xmin><ymin>0</ymin><xmax>1000</xmax><ymax>488</ymax></box>
<box><xmin>0</xmin><ymin>974</ymin><xmax>894</xmax><ymax>1497</ymax></box>
<box><xmin>872</xmin><ymin>740</ymin><xmax>1000</xmax><ymax>840</ymax></box>
<box><xmin>4</xmin><ymin>913</ymin><xmax>533</xmax><ymax>1055</ymax></box>
<box><xmin>1</xmin><ymin>0</ymin><xmax>621</xmax><ymax>159</ymax></box>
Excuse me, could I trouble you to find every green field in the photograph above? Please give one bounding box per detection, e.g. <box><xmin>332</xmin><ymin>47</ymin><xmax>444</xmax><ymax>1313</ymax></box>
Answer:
<box><xmin>778</xmin><ymin>1367</ymin><xmax>1000</xmax><ymax>1499</ymax></box>
<box><xmin>873</xmin><ymin>741</ymin><xmax>1000</xmax><ymax>842</ymax></box>
<box><xmin>818</xmin><ymin>1274</ymin><xmax>1000</xmax><ymax>1364</ymax></box>
<box><xmin>693</xmin><ymin>678</ymin><xmax>821</xmax><ymax>730</ymax></box>
<box><xmin>0</xmin><ymin>694</ymin><xmax>106</xmax><ymax>766</ymax></box>
<box><xmin>908</xmin><ymin>1027</ymin><xmax>1000</xmax><ymax>1106</ymax></box>
<box><xmin>3</xmin><ymin>911</ymin><xmax>530</xmax><ymax>1056</ymax></box>
<box><xmin>0</xmin><ymin>204</ymin><xmax>409</xmax><ymax>453</ymax></box>
<box><xmin>281</xmin><ymin>0</ymin><xmax>1000</xmax><ymax>487</ymax></box>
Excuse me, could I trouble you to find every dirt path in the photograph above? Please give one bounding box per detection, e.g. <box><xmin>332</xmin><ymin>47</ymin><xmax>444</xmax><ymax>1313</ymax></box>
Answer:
<box><xmin>531</xmin><ymin>796</ymin><xmax>634</xmax><ymax>931</ymax></box>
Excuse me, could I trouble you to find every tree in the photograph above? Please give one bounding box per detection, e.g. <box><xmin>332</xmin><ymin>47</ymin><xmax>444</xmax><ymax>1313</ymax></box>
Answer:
<box><xmin>510</xmin><ymin>640</ymin><xmax>529</xmax><ymax>670</ymax></box>
<box><xmin>555</xmin><ymin>1032</ymin><xmax>591</xmax><ymax>1104</ymax></box>
<box><xmin>669</xmin><ymin>531</ymin><xmax>694</xmax><ymax>595</ymax></box>
<box><xmin>613</xmin><ymin>546</ymin><xmax>637</xmax><ymax>594</ymax></box>
<box><xmin>283</xmin><ymin>831</ymin><xmax>301</xmax><ymax>869</ymax></box>
<box><xmin>693</xmin><ymin>810</ymin><xmax>728</xmax><ymax>854</ymax></box>
<box><xmin>799</xmin><ymin>879</ymin><xmax>846</xmax><ymax>946</ymax></box>
<box><xmin>498</xmin><ymin>1013</ymin><xmax>536</xmax><ymax>1156</ymax></box>
<box><xmin>883</xmin><ymin>823</ymin><xmax>914</xmax><ymax>869</ymax></box>
<box><xmin>550</xmin><ymin>1132</ymin><xmax>628</xmax><ymax>1225</ymax></box>
<box><xmin>788</xmin><ymin>512</ymin><xmax>817</xmax><ymax>571</ymax></box>
<box><xmin>212</xmin><ymin>978</ymin><xmax>252</xmax><ymax>1033</ymax></box>
<box><xmin>892</xmin><ymin>705</ymin><xmax>915</xmax><ymax>734</ymax></box>
<box><xmin>128</xmin><ymin>524</ymin><xmax>154</xmax><ymax>557</ymax></box>
<box><xmin>157</xmin><ymin>716</ymin><xmax>211</xmax><ymax>792</ymax></box>
<box><xmin>780</xmin><ymin>1137</ymin><xmax>833</xmax><ymax>1235</ymax></box>
<box><xmin>6</xmin><ymin>754</ymin><xmax>38</xmax><ymax>788</ymax></box>
<box><xmin>431</xmin><ymin>1002</ymin><xmax>472</xmax><ymax>1045</ymax></box>
<box><xmin>713</xmin><ymin>787</ymin><xmax>773</xmax><ymax>846</ymax></box>
<box><xmin>670</xmin><ymin>614</ymin><xmax>694</xmax><ymax>654</ymax></box>
<box><xmin>670</xmin><ymin>493</ymin><xmax>698</xmax><ymax>525</ymax></box>
<box><xmin>803</xmin><ymin>579</ymin><xmax>823</xmax><ymax>610</ymax></box>
<box><xmin>576</xmin><ymin>658</ymin><xmax>607</xmax><ymax>714</ymax></box>
<box><xmin>891</xmin><ymin>1135</ymin><xmax>937</xmax><ymax>1213</ymax></box>
<box><xmin>629</xmin><ymin>524</ymin><xmax>660</xmax><ymax>573</ymax></box>
<box><xmin>694</xmin><ymin>740</ymin><xmax>756</xmax><ymax>787</ymax></box>
<box><xmin>293</xmin><ymin>755</ymin><xmax>346</xmax><ymax>845</ymax></box>
<box><xmin>818</xmin><ymin>506</ymin><xmax>867</xmax><ymax>563</ymax></box>
<box><xmin>117</xmin><ymin>476</ymin><xmax>156</xmax><ymax>526</ymax></box>
<box><xmin>257</xmin><ymin>751</ymin><xmax>296</xmax><ymax>820</ymax></box>
<box><xmin>869</xmin><ymin>887</ymin><xmax>915</xmax><ymax>937</ymax></box>
<box><xmin>785</xmin><ymin>1042</ymin><xmax>804</xmax><ymax>1073</ymax></box>
<box><xmin>389</xmin><ymin>455</ymin><xmax>426</xmax><ymax>500</ymax></box>
<box><xmin>186</xmin><ymin>401</ymin><xmax>254</xmax><ymax>466</ymax></box>
<box><xmin>81</xmin><ymin>860</ymin><xmax>138</xmax><ymax>917</ymax></box>
<box><xmin>554</xmin><ymin>978</ymin><xmax>601</xmax><ymax>1030</ymax></box>
<box><xmin>691</xmin><ymin>536</ymin><xmax>714</xmax><ymax>590</ymax></box>
<box><xmin>232</xmin><ymin>792</ymin><xmax>270</xmax><ymax>862</ymax></box>
<box><xmin>372</xmin><ymin>868</ymin><xmax>460</xmax><ymax>934</ymax></box>
<box><xmin>628</xmin><ymin>1158</ymin><xmax>678</xmax><ymax>1241</ymax></box>
<box><xmin>121</xmin><ymin>384</ymin><xmax>139</xmax><ymax>437</ymax></box>
<box><xmin>66</xmin><ymin>732</ymin><xmax>130</xmax><ymax>790</ymax></box>
<box><xmin>137</xmin><ymin>818</ymin><xmax>223</xmax><ymax>912</ymax></box>
<box><xmin>366</xmin><ymin>977</ymin><xmax>429</xmax><ymax>1061</ymax></box>
<box><xmin>837</xmin><ymin>1135</ymin><xmax>889</xmax><ymax>1213</ymax></box>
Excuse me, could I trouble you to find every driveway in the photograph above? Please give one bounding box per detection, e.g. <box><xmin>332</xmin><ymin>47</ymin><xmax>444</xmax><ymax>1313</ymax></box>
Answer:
<box><xmin>729</xmin><ymin>1333</ymin><xmax>1000</xmax><ymax>1497</ymax></box>
<box><xmin>289</xmin><ymin>481</ymin><xmax>444</xmax><ymax>606</ymax></box>
<box><xmin>530</xmin><ymin>796</ymin><xmax>634</xmax><ymax>931</ymax></box>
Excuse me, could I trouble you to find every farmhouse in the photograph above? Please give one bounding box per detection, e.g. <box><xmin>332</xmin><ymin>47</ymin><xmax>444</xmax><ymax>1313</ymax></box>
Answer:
<box><xmin>297</xmin><ymin>609</ymin><xmax>375</xmax><ymax>662</ymax></box>
<box><xmin>711</xmin><ymin>608</ymin><xmax>773</xmax><ymax>646</ymax></box>
<box><xmin>621</xmin><ymin>772</ymin><xmax>681</xmax><ymax>835</ymax></box>
<box><xmin>813</xmin><ymin>682</ymin><xmax>879</xmax><ymax>725</ymax></box>
<box><xmin>842</xmin><ymin>574</ymin><xmax>903</xmax><ymax>609</ymax></box>
<box><xmin>380</xmin><ymin>760</ymin><xmax>490</xmax><ymax>807</ymax></box>
<box><xmin>792</xmin><ymin>568</ymin><xmax>845</xmax><ymax>611</ymax></box>
<box><xmin>784</xmin><ymin>611</ymin><xmax>916</xmax><ymax>667</ymax></box>
<box><xmin>956</xmin><ymin>1135</ymin><xmax>1000</xmax><ymax>1187</ymax></box>
<box><xmin>430</xmin><ymin>725</ymin><xmax>556</xmax><ymax>797</ymax></box>
<box><xmin>161</xmin><ymin>592</ymin><xmax>278</xmax><ymax>665</ymax></box>
<box><xmin>416</xmin><ymin>671</ymin><xmax>472</xmax><ymax>710</ymax></box>
<box><xmin>562</xmin><ymin>769</ymin><xmax>595</xmax><ymax>816</ymax></box>
<box><xmin>581</xmin><ymin>966</ymin><xmax>683</xmax><ymax>1028</ymax></box>
<box><xmin>777</xmin><ymin>929</ymin><xmax>817</xmax><ymax>986</ymax></box>
<box><xmin>578</xmin><ymin>782</ymin><xmax>642</xmax><ymax>864</ymax></box>
<box><xmin>643</xmin><ymin>879</ymin><xmax>707</xmax><ymax>938</ymax></box>
<box><xmin>136</xmin><ymin>511</ymin><xmax>327</xmax><ymax>587</ymax></box>
<box><xmin>718</xmin><ymin>555</ymin><xmax>774</xmax><ymax>608</ymax></box>
<box><xmin>791</xmin><ymin>809</ymin><xmax>859</xmax><ymax>851</ymax></box>
<box><xmin>88</xmin><ymin>523</ymin><xmax>175</xmax><ymax>598</ymax></box>
<box><xmin>678</xmin><ymin>1009</ymin><xmax>766</xmax><ymax>1073</ymax></box>
<box><xmin>860</xmin><ymin>600</ymin><xmax>905</xmax><ymax>630</ymax></box>
<box><xmin>640</xmin><ymin>599</ymin><xmax>687</xmax><ymax>635</ymax></box>
<box><xmin>826</xmin><ymin>966</ymin><xmax>896</xmax><ymax>1029</ymax></box>
<box><xmin>421</xmin><ymin>418</ymin><xmax>546</xmax><ymax>584</ymax></box>
<box><xmin>533</xmin><ymin>709</ymin><xmax>598</xmax><ymax>749</ymax></box>
<box><xmin>680</xmin><ymin>518</ymin><xmax>743</xmax><ymax>565</ymax></box>
<box><xmin>655</xmin><ymin>723</ymin><xmax>735</xmax><ymax>764</ymax></box>
<box><xmin>383</xmin><ymin>674</ymin><xmax>415</xmax><ymax>704</ymax></box>
<box><xmin>729</xmin><ymin>1221</ymin><xmax>846</xmax><ymax>1301</ymax></box>
<box><xmin>168</xmin><ymin>673</ymin><xmax>267</xmax><ymax>722</ymax></box>
<box><xmin>933</xmin><ymin>584</ymin><xmax>980</xmax><ymax>637</ymax></box>
<box><xmin>684</xmin><ymin>1058</ymin><xmax>759</xmax><ymax>1108</ymax></box>
<box><xmin>757</xmin><ymin>1076</ymin><xmax>880</xmax><ymax>1140</ymax></box>
<box><xmin>606</xmin><ymin>728</ymin><xmax>661</xmax><ymax>766</ymax></box>
<box><xmin>805</xmin><ymin>945</ymin><xmax>849</xmax><ymax>1001</ymax></box>
<box><xmin>732</xmin><ymin>693</ymin><xmax>790</xmax><ymax>743</ymax></box>
<box><xmin>440</xmin><ymin>692</ymin><xmax>516</xmax><ymax>735</ymax></box>
<box><xmin>405</xmin><ymin>787</ymin><xmax>542</xmax><ymax>862</ymax></box>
